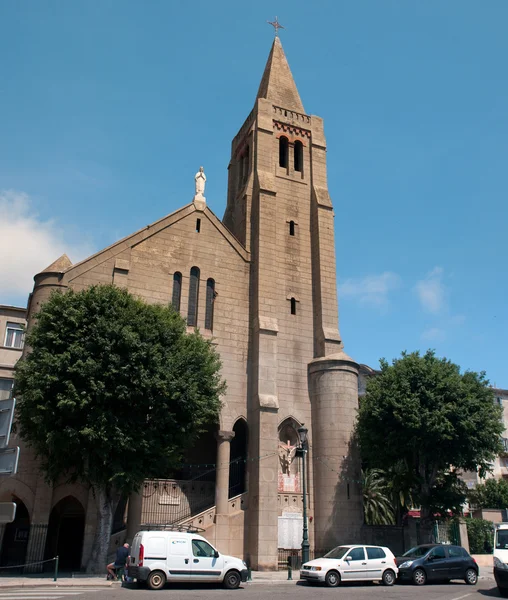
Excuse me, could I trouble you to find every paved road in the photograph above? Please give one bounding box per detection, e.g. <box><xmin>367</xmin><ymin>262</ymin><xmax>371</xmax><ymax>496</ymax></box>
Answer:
<box><xmin>7</xmin><ymin>580</ymin><xmax>502</xmax><ymax>600</ymax></box>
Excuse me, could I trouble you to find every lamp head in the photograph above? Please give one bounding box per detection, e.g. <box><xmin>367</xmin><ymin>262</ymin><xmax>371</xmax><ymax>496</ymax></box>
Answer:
<box><xmin>297</xmin><ymin>425</ymin><xmax>308</xmax><ymax>447</ymax></box>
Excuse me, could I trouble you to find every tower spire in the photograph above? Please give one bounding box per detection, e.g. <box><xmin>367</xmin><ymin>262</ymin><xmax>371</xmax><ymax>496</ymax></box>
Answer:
<box><xmin>255</xmin><ymin>35</ymin><xmax>304</xmax><ymax>113</ymax></box>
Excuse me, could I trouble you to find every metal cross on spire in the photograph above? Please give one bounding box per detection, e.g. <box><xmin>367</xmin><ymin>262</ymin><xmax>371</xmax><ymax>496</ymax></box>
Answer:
<box><xmin>267</xmin><ymin>16</ymin><xmax>285</xmax><ymax>37</ymax></box>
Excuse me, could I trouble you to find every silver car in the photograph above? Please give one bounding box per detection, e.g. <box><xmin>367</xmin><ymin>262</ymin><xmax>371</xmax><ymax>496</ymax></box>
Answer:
<box><xmin>300</xmin><ymin>544</ymin><xmax>398</xmax><ymax>587</ymax></box>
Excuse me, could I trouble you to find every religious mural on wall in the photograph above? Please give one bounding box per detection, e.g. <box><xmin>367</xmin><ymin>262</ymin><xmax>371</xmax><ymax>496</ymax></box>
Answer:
<box><xmin>278</xmin><ymin>421</ymin><xmax>301</xmax><ymax>493</ymax></box>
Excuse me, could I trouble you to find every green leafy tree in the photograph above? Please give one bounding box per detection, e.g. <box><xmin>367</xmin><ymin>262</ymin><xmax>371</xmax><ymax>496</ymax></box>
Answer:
<box><xmin>15</xmin><ymin>285</ymin><xmax>225</xmax><ymax>572</ymax></box>
<box><xmin>356</xmin><ymin>350</ymin><xmax>503</xmax><ymax>542</ymax></box>
<box><xmin>468</xmin><ymin>478</ymin><xmax>508</xmax><ymax>509</ymax></box>
<box><xmin>362</xmin><ymin>469</ymin><xmax>395</xmax><ymax>525</ymax></box>
<box><xmin>383</xmin><ymin>459</ymin><xmax>417</xmax><ymax>524</ymax></box>
<box><xmin>464</xmin><ymin>518</ymin><xmax>494</xmax><ymax>554</ymax></box>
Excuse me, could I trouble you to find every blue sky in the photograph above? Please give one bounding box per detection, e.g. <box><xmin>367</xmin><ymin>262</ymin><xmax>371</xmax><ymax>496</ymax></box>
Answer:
<box><xmin>0</xmin><ymin>1</ymin><xmax>506</xmax><ymax>385</ymax></box>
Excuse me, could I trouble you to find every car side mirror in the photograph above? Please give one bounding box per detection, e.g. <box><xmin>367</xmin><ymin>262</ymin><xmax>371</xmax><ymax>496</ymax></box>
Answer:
<box><xmin>427</xmin><ymin>555</ymin><xmax>434</xmax><ymax>561</ymax></box>
<box><xmin>345</xmin><ymin>556</ymin><xmax>352</xmax><ymax>561</ymax></box>
<box><xmin>214</xmin><ymin>550</ymin><xmax>220</xmax><ymax>558</ymax></box>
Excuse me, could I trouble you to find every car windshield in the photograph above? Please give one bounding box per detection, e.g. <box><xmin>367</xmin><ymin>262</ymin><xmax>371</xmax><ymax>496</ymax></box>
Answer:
<box><xmin>497</xmin><ymin>530</ymin><xmax>508</xmax><ymax>549</ymax></box>
<box><xmin>403</xmin><ymin>546</ymin><xmax>434</xmax><ymax>558</ymax></box>
<box><xmin>323</xmin><ymin>546</ymin><xmax>350</xmax><ymax>559</ymax></box>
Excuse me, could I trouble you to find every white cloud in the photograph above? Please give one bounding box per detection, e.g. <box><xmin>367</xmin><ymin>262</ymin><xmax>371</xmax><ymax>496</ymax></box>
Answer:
<box><xmin>0</xmin><ymin>190</ymin><xmax>92</xmax><ymax>305</ymax></box>
<box><xmin>421</xmin><ymin>327</ymin><xmax>446</xmax><ymax>342</ymax></box>
<box><xmin>414</xmin><ymin>266</ymin><xmax>447</xmax><ymax>314</ymax></box>
<box><xmin>339</xmin><ymin>272</ymin><xmax>401</xmax><ymax>307</ymax></box>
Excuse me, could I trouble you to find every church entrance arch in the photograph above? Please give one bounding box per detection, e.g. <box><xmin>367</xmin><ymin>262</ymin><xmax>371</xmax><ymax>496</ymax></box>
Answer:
<box><xmin>229</xmin><ymin>418</ymin><xmax>248</xmax><ymax>498</ymax></box>
<box><xmin>0</xmin><ymin>497</ymin><xmax>30</xmax><ymax>568</ymax></box>
<box><xmin>45</xmin><ymin>496</ymin><xmax>85</xmax><ymax>571</ymax></box>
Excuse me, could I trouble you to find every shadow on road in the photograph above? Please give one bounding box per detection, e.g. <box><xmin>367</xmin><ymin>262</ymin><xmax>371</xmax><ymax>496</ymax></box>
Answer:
<box><xmin>477</xmin><ymin>586</ymin><xmax>503</xmax><ymax>597</ymax></box>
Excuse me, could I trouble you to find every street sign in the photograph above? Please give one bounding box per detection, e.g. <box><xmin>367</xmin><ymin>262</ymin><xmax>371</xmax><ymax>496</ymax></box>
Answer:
<box><xmin>0</xmin><ymin>502</ymin><xmax>16</xmax><ymax>524</ymax></box>
<box><xmin>0</xmin><ymin>398</ymin><xmax>16</xmax><ymax>449</ymax></box>
<box><xmin>0</xmin><ymin>446</ymin><xmax>19</xmax><ymax>475</ymax></box>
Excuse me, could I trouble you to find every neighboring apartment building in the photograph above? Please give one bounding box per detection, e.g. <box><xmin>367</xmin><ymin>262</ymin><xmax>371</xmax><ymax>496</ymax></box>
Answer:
<box><xmin>0</xmin><ymin>305</ymin><xmax>26</xmax><ymax>400</ymax></box>
<box><xmin>489</xmin><ymin>388</ymin><xmax>508</xmax><ymax>479</ymax></box>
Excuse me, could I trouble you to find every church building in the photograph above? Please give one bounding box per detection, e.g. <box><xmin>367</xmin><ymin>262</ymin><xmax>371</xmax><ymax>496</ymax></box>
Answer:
<box><xmin>0</xmin><ymin>36</ymin><xmax>363</xmax><ymax>571</ymax></box>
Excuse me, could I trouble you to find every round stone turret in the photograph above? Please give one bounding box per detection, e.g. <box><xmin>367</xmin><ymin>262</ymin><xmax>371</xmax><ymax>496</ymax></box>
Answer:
<box><xmin>308</xmin><ymin>350</ymin><xmax>363</xmax><ymax>550</ymax></box>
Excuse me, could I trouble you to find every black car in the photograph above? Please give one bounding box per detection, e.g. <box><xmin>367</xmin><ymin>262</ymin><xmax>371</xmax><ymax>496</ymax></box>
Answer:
<box><xmin>396</xmin><ymin>544</ymin><xmax>478</xmax><ymax>586</ymax></box>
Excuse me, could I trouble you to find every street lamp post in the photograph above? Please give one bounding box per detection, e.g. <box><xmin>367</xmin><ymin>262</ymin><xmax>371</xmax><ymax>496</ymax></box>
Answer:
<box><xmin>297</xmin><ymin>425</ymin><xmax>310</xmax><ymax>565</ymax></box>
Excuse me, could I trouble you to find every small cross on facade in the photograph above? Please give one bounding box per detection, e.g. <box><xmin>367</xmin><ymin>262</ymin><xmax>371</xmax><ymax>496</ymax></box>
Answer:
<box><xmin>267</xmin><ymin>16</ymin><xmax>285</xmax><ymax>37</ymax></box>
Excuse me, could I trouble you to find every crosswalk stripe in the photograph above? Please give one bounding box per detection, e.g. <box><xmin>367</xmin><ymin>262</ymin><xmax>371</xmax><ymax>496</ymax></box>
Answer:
<box><xmin>0</xmin><ymin>590</ymin><xmax>106</xmax><ymax>598</ymax></box>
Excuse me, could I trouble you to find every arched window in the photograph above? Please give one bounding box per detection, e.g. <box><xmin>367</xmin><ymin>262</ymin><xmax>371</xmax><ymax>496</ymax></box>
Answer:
<box><xmin>187</xmin><ymin>267</ymin><xmax>200</xmax><ymax>327</ymax></box>
<box><xmin>172</xmin><ymin>272</ymin><xmax>182</xmax><ymax>311</ymax></box>
<box><xmin>279</xmin><ymin>136</ymin><xmax>289</xmax><ymax>168</ymax></box>
<box><xmin>290</xmin><ymin>297</ymin><xmax>297</xmax><ymax>315</ymax></box>
<box><xmin>289</xmin><ymin>220</ymin><xmax>295</xmax><ymax>236</ymax></box>
<box><xmin>205</xmin><ymin>278</ymin><xmax>215</xmax><ymax>331</ymax></box>
<box><xmin>294</xmin><ymin>140</ymin><xmax>303</xmax><ymax>172</ymax></box>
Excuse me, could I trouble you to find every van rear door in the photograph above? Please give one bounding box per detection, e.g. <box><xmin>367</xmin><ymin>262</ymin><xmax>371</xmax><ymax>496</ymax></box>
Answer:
<box><xmin>166</xmin><ymin>536</ymin><xmax>192</xmax><ymax>581</ymax></box>
<box><xmin>130</xmin><ymin>533</ymin><xmax>142</xmax><ymax>566</ymax></box>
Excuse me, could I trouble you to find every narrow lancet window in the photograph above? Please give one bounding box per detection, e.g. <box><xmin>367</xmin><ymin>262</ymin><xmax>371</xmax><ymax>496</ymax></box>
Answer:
<box><xmin>172</xmin><ymin>272</ymin><xmax>182</xmax><ymax>311</ymax></box>
<box><xmin>289</xmin><ymin>221</ymin><xmax>295</xmax><ymax>236</ymax></box>
<box><xmin>243</xmin><ymin>146</ymin><xmax>250</xmax><ymax>183</ymax></box>
<box><xmin>290</xmin><ymin>297</ymin><xmax>297</xmax><ymax>315</ymax></box>
<box><xmin>294</xmin><ymin>141</ymin><xmax>303</xmax><ymax>172</ymax></box>
<box><xmin>187</xmin><ymin>267</ymin><xmax>200</xmax><ymax>327</ymax></box>
<box><xmin>279</xmin><ymin>136</ymin><xmax>289</xmax><ymax>168</ymax></box>
<box><xmin>196</xmin><ymin>218</ymin><xmax>201</xmax><ymax>233</ymax></box>
<box><xmin>205</xmin><ymin>278</ymin><xmax>215</xmax><ymax>330</ymax></box>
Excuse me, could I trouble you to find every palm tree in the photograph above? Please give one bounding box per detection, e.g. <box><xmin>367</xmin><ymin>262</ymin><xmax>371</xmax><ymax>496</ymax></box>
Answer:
<box><xmin>362</xmin><ymin>469</ymin><xmax>396</xmax><ymax>525</ymax></box>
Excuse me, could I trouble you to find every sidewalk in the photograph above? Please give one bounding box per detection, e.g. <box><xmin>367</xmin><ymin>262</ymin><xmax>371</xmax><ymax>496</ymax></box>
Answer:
<box><xmin>0</xmin><ymin>568</ymin><xmax>494</xmax><ymax>589</ymax></box>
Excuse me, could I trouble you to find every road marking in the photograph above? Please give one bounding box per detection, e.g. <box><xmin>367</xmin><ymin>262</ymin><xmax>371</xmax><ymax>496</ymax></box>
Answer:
<box><xmin>449</xmin><ymin>594</ymin><xmax>473</xmax><ymax>600</ymax></box>
<box><xmin>0</xmin><ymin>589</ymin><xmax>106</xmax><ymax>599</ymax></box>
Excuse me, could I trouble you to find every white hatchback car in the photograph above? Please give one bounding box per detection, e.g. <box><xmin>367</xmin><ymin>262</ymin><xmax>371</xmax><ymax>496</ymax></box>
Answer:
<box><xmin>300</xmin><ymin>544</ymin><xmax>398</xmax><ymax>587</ymax></box>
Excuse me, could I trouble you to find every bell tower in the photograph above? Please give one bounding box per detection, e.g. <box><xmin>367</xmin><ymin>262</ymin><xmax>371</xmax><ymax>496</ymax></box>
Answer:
<box><xmin>223</xmin><ymin>35</ymin><xmax>362</xmax><ymax>569</ymax></box>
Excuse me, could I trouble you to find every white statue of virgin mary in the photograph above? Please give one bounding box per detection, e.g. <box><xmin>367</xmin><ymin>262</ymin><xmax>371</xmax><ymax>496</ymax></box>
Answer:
<box><xmin>195</xmin><ymin>166</ymin><xmax>206</xmax><ymax>197</ymax></box>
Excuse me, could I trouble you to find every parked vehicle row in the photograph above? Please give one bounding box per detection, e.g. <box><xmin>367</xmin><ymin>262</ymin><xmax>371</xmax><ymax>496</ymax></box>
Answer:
<box><xmin>126</xmin><ymin>529</ymin><xmax>478</xmax><ymax>591</ymax></box>
<box><xmin>300</xmin><ymin>543</ymin><xmax>479</xmax><ymax>588</ymax></box>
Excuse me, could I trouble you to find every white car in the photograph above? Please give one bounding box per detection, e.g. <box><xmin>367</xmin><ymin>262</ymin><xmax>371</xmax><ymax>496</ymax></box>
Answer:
<box><xmin>300</xmin><ymin>544</ymin><xmax>398</xmax><ymax>587</ymax></box>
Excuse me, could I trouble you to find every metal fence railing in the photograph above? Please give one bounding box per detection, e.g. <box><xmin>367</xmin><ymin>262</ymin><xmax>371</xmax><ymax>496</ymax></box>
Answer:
<box><xmin>277</xmin><ymin>548</ymin><xmax>330</xmax><ymax>571</ymax></box>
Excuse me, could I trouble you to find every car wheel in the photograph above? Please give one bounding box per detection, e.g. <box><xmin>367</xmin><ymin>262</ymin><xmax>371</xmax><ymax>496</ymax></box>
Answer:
<box><xmin>223</xmin><ymin>570</ymin><xmax>241</xmax><ymax>589</ymax></box>
<box><xmin>382</xmin><ymin>569</ymin><xmax>396</xmax><ymax>586</ymax></box>
<box><xmin>464</xmin><ymin>568</ymin><xmax>477</xmax><ymax>585</ymax></box>
<box><xmin>147</xmin><ymin>571</ymin><xmax>166</xmax><ymax>590</ymax></box>
<box><xmin>412</xmin><ymin>568</ymin><xmax>426</xmax><ymax>586</ymax></box>
<box><xmin>325</xmin><ymin>570</ymin><xmax>341</xmax><ymax>587</ymax></box>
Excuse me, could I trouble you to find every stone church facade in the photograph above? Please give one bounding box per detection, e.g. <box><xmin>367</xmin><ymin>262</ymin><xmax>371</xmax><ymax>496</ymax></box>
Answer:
<box><xmin>0</xmin><ymin>37</ymin><xmax>363</xmax><ymax>571</ymax></box>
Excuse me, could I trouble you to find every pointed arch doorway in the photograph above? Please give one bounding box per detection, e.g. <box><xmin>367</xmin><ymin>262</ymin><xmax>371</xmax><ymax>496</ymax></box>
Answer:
<box><xmin>0</xmin><ymin>497</ymin><xmax>30</xmax><ymax>567</ymax></box>
<box><xmin>229</xmin><ymin>418</ymin><xmax>248</xmax><ymax>498</ymax></box>
<box><xmin>45</xmin><ymin>496</ymin><xmax>85</xmax><ymax>571</ymax></box>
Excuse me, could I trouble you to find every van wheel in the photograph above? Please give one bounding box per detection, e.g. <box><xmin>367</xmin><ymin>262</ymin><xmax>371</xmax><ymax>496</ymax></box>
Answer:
<box><xmin>223</xmin><ymin>570</ymin><xmax>241</xmax><ymax>589</ymax></box>
<box><xmin>382</xmin><ymin>569</ymin><xmax>395</xmax><ymax>586</ymax></box>
<box><xmin>147</xmin><ymin>571</ymin><xmax>166</xmax><ymax>590</ymax></box>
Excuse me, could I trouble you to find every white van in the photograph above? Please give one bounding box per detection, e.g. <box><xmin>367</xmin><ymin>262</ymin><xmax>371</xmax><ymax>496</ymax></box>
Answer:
<box><xmin>128</xmin><ymin>530</ymin><xmax>248</xmax><ymax>590</ymax></box>
<box><xmin>494</xmin><ymin>524</ymin><xmax>508</xmax><ymax>597</ymax></box>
